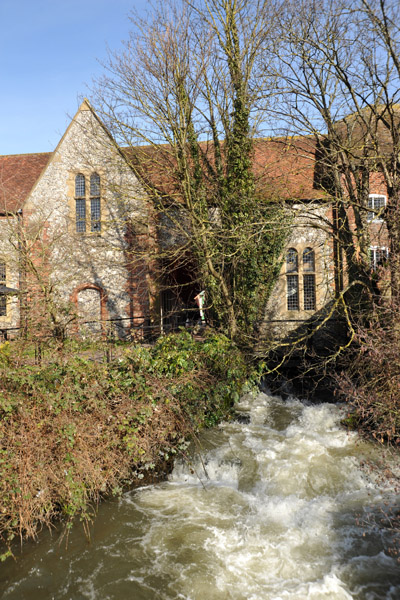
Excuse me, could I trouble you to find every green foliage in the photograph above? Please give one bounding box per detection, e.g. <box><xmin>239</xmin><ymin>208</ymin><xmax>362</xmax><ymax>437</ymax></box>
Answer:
<box><xmin>0</xmin><ymin>332</ymin><xmax>253</xmax><ymax>554</ymax></box>
<box><xmin>149</xmin><ymin>1</ymin><xmax>288</xmax><ymax>347</ymax></box>
<box><xmin>0</xmin><ymin>342</ymin><xmax>11</xmax><ymax>366</ymax></box>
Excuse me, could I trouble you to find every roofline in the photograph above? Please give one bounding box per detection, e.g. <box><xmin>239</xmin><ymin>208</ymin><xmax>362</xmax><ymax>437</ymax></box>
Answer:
<box><xmin>19</xmin><ymin>100</ymin><xmax>98</xmax><ymax>209</ymax></box>
<box><xmin>82</xmin><ymin>99</ymin><xmax>140</xmax><ymax>173</ymax></box>
<box><xmin>0</xmin><ymin>151</ymin><xmax>52</xmax><ymax>159</ymax></box>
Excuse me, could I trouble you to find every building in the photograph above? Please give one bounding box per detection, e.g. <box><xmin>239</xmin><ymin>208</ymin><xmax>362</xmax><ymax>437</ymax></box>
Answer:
<box><xmin>0</xmin><ymin>101</ymin><xmax>151</xmax><ymax>339</ymax></box>
<box><xmin>0</xmin><ymin>101</ymin><xmax>390</xmax><ymax>341</ymax></box>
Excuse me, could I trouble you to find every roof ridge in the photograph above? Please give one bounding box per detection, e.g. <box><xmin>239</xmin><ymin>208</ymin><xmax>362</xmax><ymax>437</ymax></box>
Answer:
<box><xmin>0</xmin><ymin>151</ymin><xmax>53</xmax><ymax>159</ymax></box>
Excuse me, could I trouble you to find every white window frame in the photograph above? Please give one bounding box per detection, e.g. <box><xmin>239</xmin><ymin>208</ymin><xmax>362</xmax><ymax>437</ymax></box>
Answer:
<box><xmin>370</xmin><ymin>246</ymin><xmax>389</xmax><ymax>271</ymax></box>
<box><xmin>367</xmin><ymin>194</ymin><xmax>386</xmax><ymax>222</ymax></box>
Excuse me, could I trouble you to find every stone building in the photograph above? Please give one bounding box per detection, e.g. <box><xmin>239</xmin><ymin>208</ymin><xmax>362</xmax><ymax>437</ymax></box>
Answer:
<box><xmin>0</xmin><ymin>101</ymin><xmax>151</xmax><ymax>338</ymax></box>
<box><xmin>0</xmin><ymin>101</ymin><xmax>390</xmax><ymax>341</ymax></box>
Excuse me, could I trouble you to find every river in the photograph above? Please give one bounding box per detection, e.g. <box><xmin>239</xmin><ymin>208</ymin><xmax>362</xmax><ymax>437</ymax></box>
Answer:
<box><xmin>0</xmin><ymin>391</ymin><xmax>399</xmax><ymax>599</ymax></box>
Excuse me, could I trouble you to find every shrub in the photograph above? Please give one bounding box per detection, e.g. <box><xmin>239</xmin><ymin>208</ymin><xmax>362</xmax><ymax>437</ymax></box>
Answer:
<box><xmin>0</xmin><ymin>331</ymin><xmax>252</xmax><ymax>555</ymax></box>
<box><xmin>336</xmin><ymin>301</ymin><xmax>400</xmax><ymax>446</ymax></box>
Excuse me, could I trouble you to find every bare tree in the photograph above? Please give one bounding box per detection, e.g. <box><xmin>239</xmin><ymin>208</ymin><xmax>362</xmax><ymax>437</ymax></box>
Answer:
<box><xmin>92</xmin><ymin>0</ymin><xmax>288</xmax><ymax>347</ymax></box>
<box><xmin>272</xmin><ymin>0</ymin><xmax>400</xmax><ymax>312</ymax></box>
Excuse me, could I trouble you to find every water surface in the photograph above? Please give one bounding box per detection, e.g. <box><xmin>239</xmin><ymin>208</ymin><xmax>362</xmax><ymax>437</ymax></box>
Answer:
<box><xmin>1</xmin><ymin>392</ymin><xmax>399</xmax><ymax>599</ymax></box>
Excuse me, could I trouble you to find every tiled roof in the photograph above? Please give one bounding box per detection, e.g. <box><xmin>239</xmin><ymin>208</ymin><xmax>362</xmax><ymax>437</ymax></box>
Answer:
<box><xmin>253</xmin><ymin>136</ymin><xmax>323</xmax><ymax>200</ymax></box>
<box><xmin>0</xmin><ymin>135</ymin><xmax>323</xmax><ymax>216</ymax></box>
<box><xmin>0</xmin><ymin>152</ymin><xmax>52</xmax><ymax>213</ymax></box>
<box><xmin>124</xmin><ymin>136</ymin><xmax>324</xmax><ymax>202</ymax></box>
<box><xmin>333</xmin><ymin>105</ymin><xmax>400</xmax><ymax>160</ymax></box>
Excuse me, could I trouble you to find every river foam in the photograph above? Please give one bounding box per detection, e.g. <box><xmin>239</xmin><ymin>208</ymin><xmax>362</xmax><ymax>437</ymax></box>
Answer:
<box><xmin>0</xmin><ymin>392</ymin><xmax>399</xmax><ymax>599</ymax></box>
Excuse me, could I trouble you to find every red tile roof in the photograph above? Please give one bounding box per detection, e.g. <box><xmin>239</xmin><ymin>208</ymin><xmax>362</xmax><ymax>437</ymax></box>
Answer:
<box><xmin>253</xmin><ymin>136</ymin><xmax>324</xmax><ymax>200</ymax></box>
<box><xmin>0</xmin><ymin>152</ymin><xmax>52</xmax><ymax>213</ymax></box>
<box><xmin>0</xmin><ymin>135</ymin><xmax>323</xmax><ymax>216</ymax></box>
<box><xmin>124</xmin><ymin>136</ymin><xmax>324</xmax><ymax>202</ymax></box>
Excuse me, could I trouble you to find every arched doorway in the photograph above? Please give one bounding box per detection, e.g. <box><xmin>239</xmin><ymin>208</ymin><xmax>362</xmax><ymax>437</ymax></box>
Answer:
<box><xmin>74</xmin><ymin>285</ymin><xmax>106</xmax><ymax>338</ymax></box>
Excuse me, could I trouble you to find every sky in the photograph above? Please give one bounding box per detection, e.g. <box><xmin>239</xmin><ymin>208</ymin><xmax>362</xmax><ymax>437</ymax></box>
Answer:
<box><xmin>0</xmin><ymin>0</ymin><xmax>148</xmax><ymax>156</ymax></box>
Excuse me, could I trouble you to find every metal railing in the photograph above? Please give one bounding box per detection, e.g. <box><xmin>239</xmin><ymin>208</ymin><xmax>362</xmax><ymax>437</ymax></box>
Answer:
<box><xmin>0</xmin><ymin>309</ymin><xmax>205</xmax><ymax>343</ymax></box>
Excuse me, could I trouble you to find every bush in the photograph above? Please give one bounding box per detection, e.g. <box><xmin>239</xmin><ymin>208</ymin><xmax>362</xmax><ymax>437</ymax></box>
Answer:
<box><xmin>336</xmin><ymin>301</ymin><xmax>400</xmax><ymax>446</ymax></box>
<box><xmin>0</xmin><ymin>331</ymin><xmax>252</xmax><ymax>555</ymax></box>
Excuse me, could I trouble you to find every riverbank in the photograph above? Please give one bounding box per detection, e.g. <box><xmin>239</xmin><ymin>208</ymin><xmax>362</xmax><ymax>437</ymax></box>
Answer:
<box><xmin>2</xmin><ymin>391</ymin><xmax>399</xmax><ymax>599</ymax></box>
<box><xmin>0</xmin><ymin>331</ymin><xmax>253</xmax><ymax>559</ymax></box>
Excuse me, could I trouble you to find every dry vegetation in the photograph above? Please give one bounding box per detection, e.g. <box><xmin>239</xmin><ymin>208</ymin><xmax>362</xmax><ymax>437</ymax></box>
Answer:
<box><xmin>0</xmin><ymin>331</ymin><xmax>252</xmax><ymax>560</ymax></box>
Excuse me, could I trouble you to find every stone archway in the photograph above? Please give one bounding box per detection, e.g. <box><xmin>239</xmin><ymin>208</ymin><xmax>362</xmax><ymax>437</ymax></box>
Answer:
<box><xmin>71</xmin><ymin>284</ymin><xmax>107</xmax><ymax>338</ymax></box>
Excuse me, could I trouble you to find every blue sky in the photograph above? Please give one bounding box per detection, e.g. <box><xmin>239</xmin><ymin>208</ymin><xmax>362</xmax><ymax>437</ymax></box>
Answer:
<box><xmin>0</xmin><ymin>0</ymin><xmax>147</xmax><ymax>155</ymax></box>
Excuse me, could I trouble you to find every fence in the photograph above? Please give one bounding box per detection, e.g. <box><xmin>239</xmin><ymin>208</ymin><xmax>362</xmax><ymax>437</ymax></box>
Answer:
<box><xmin>0</xmin><ymin>308</ymin><xmax>205</xmax><ymax>343</ymax></box>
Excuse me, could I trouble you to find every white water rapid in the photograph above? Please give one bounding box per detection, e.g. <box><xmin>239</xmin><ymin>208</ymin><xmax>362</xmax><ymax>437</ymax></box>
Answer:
<box><xmin>1</xmin><ymin>392</ymin><xmax>399</xmax><ymax>599</ymax></box>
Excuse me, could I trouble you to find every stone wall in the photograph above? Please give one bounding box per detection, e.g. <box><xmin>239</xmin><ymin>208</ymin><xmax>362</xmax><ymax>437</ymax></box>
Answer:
<box><xmin>23</xmin><ymin>103</ymin><xmax>151</xmax><ymax>338</ymax></box>
<box><xmin>260</xmin><ymin>201</ymin><xmax>336</xmax><ymax>343</ymax></box>
<box><xmin>0</xmin><ymin>215</ymin><xmax>20</xmax><ymax>334</ymax></box>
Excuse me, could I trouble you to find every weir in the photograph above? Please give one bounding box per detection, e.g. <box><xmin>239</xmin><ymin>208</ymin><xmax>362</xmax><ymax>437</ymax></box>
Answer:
<box><xmin>1</xmin><ymin>392</ymin><xmax>399</xmax><ymax>599</ymax></box>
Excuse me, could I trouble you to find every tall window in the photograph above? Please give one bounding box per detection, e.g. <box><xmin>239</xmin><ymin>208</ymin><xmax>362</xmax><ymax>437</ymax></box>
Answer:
<box><xmin>286</xmin><ymin>247</ymin><xmax>316</xmax><ymax>311</ymax></box>
<box><xmin>75</xmin><ymin>173</ymin><xmax>101</xmax><ymax>233</ymax></box>
<box><xmin>303</xmin><ymin>248</ymin><xmax>316</xmax><ymax>310</ymax></box>
<box><xmin>90</xmin><ymin>173</ymin><xmax>101</xmax><ymax>233</ymax></box>
<box><xmin>367</xmin><ymin>194</ymin><xmax>386</xmax><ymax>222</ymax></box>
<box><xmin>0</xmin><ymin>260</ymin><xmax>6</xmax><ymax>316</ymax></box>
<box><xmin>75</xmin><ymin>174</ymin><xmax>86</xmax><ymax>233</ymax></box>
<box><xmin>286</xmin><ymin>249</ymin><xmax>299</xmax><ymax>310</ymax></box>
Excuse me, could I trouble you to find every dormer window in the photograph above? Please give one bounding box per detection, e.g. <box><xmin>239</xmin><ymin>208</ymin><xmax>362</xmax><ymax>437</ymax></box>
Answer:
<box><xmin>75</xmin><ymin>173</ymin><xmax>101</xmax><ymax>233</ymax></box>
<box><xmin>367</xmin><ymin>194</ymin><xmax>386</xmax><ymax>222</ymax></box>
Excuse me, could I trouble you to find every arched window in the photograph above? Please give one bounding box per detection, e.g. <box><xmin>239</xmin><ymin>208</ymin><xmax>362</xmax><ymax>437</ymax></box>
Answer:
<box><xmin>75</xmin><ymin>173</ymin><xmax>85</xmax><ymax>197</ymax></box>
<box><xmin>286</xmin><ymin>248</ymin><xmax>298</xmax><ymax>273</ymax></box>
<box><xmin>90</xmin><ymin>173</ymin><xmax>101</xmax><ymax>233</ymax></box>
<box><xmin>303</xmin><ymin>248</ymin><xmax>316</xmax><ymax>310</ymax></box>
<box><xmin>286</xmin><ymin>249</ymin><xmax>299</xmax><ymax>310</ymax></box>
<box><xmin>303</xmin><ymin>248</ymin><xmax>315</xmax><ymax>271</ymax></box>
<box><xmin>90</xmin><ymin>173</ymin><xmax>100</xmax><ymax>196</ymax></box>
<box><xmin>75</xmin><ymin>174</ymin><xmax>86</xmax><ymax>233</ymax></box>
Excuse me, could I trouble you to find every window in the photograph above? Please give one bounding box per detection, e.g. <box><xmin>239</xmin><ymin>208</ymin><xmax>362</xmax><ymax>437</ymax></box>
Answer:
<box><xmin>90</xmin><ymin>174</ymin><xmax>101</xmax><ymax>233</ymax></box>
<box><xmin>75</xmin><ymin>174</ymin><xmax>86</xmax><ymax>233</ymax></box>
<box><xmin>75</xmin><ymin>172</ymin><xmax>101</xmax><ymax>233</ymax></box>
<box><xmin>75</xmin><ymin>173</ymin><xmax>85</xmax><ymax>197</ymax></box>
<box><xmin>303</xmin><ymin>247</ymin><xmax>315</xmax><ymax>271</ymax></box>
<box><xmin>370</xmin><ymin>246</ymin><xmax>389</xmax><ymax>271</ymax></box>
<box><xmin>286</xmin><ymin>247</ymin><xmax>316</xmax><ymax>311</ymax></box>
<box><xmin>286</xmin><ymin>249</ymin><xmax>299</xmax><ymax>310</ymax></box>
<box><xmin>367</xmin><ymin>194</ymin><xmax>386</xmax><ymax>222</ymax></box>
<box><xmin>0</xmin><ymin>260</ymin><xmax>6</xmax><ymax>317</ymax></box>
<box><xmin>286</xmin><ymin>248</ymin><xmax>298</xmax><ymax>273</ymax></box>
<box><xmin>287</xmin><ymin>274</ymin><xmax>299</xmax><ymax>310</ymax></box>
<box><xmin>303</xmin><ymin>248</ymin><xmax>316</xmax><ymax>310</ymax></box>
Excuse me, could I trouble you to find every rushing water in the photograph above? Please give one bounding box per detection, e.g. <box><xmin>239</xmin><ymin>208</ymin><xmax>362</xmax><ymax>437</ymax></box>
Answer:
<box><xmin>1</xmin><ymin>392</ymin><xmax>399</xmax><ymax>600</ymax></box>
